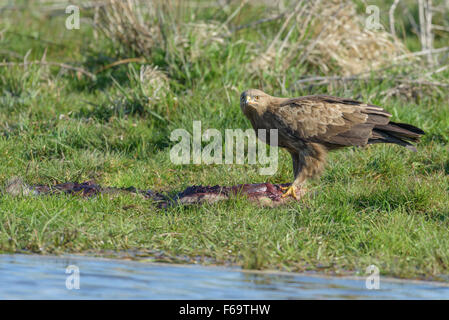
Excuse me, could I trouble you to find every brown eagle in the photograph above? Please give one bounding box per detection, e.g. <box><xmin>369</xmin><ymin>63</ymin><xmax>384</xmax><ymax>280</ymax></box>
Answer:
<box><xmin>240</xmin><ymin>89</ymin><xmax>425</xmax><ymax>200</ymax></box>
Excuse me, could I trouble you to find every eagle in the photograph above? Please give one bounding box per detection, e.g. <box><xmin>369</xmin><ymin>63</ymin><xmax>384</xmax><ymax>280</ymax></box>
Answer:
<box><xmin>240</xmin><ymin>89</ymin><xmax>425</xmax><ymax>200</ymax></box>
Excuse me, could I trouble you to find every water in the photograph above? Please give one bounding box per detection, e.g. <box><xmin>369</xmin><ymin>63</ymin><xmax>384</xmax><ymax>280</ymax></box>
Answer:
<box><xmin>1</xmin><ymin>254</ymin><xmax>448</xmax><ymax>299</ymax></box>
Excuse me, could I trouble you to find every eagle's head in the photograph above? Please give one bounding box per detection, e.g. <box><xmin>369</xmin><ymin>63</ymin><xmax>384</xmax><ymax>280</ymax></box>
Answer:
<box><xmin>240</xmin><ymin>89</ymin><xmax>271</xmax><ymax>114</ymax></box>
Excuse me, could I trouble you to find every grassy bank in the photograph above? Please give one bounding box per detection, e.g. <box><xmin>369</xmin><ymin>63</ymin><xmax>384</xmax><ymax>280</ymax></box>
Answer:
<box><xmin>0</xmin><ymin>0</ymin><xmax>448</xmax><ymax>281</ymax></box>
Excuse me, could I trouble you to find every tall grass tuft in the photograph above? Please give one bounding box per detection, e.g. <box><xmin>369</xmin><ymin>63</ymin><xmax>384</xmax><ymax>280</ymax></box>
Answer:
<box><xmin>249</xmin><ymin>0</ymin><xmax>408</xmax><ymax>76</ymax></box>
<box><xmin>96</xmin><ymin>0</ymin><xmax>162</xmax><ymax>58</ymax></box>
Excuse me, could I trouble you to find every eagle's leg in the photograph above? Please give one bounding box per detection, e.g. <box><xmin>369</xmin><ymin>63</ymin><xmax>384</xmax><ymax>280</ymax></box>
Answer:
<box><xmin>281</xmin><ymin>151</ymin><xmax>304</xmax><ymax>200</ymax></box>
<box><xmin>281</xmin><ymin>144</ymin><xmax>327</xmax><ymax>200</ymax></box>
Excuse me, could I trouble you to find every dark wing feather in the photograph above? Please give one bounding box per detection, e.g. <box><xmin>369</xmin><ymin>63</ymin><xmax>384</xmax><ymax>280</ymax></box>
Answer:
<box><xmin>369</xmin><ymin>121</ymin><xmax>425</xmax><ymax>151</ymax></box>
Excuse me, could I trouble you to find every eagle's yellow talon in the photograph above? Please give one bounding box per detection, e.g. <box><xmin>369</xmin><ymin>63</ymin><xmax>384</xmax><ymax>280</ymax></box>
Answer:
<box><xmin>281</xmin><ymin>185</ymin><xmax>299</xmax><ymax>200</ymax></box>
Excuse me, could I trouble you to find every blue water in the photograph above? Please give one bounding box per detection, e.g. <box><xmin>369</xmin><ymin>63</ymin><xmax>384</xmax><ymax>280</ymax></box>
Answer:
<box><xmin>1</xmin><ymin>254</ymin><xmax>448</xmax><ymax>299</ymax></box>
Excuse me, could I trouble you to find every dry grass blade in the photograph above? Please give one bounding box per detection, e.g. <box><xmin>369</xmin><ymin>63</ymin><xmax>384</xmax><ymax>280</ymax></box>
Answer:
<box><xmin>0</xmin><ymin>61</ymin><xmax>96</xmax><ymax>80</ymax></box>
<box><xmin>95</xmin><ymin>57</ymin><xmax>145</xmax><ymax>74</ymax></box>
<box><xmin>138</xmin><ymin>64</ymin><xmax>170</xmax><ymax>101</ymax></box>
<box><xmin>291</xmin><ymin>75</ymin><xmax>449</xmax><ymax>88</ymax></box>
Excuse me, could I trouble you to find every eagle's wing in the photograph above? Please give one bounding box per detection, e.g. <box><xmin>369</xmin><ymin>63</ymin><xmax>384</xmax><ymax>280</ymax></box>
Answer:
<box><xmin>267</xmin><ymin>95</ymin><xmax>392</xmax><ymax>147</ymax></box>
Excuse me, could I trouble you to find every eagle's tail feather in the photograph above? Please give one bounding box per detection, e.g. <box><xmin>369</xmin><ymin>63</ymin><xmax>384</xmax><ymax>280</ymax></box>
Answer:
<box><xmin>368</xmin><ymin>121</ymin><xmax>425</xmax><ymax>151</ymax></box>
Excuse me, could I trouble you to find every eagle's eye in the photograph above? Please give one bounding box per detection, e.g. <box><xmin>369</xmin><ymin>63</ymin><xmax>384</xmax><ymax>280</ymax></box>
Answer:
<box><xmin>255</xmin><ymin>96</ymin><xmax>260</xmax><ymax>101</ymax></box>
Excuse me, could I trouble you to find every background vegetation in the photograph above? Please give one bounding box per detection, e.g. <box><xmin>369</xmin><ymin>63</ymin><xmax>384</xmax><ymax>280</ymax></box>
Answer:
<box><xmin>0</xmin><ymin>0</ymin><xmax>448</xmax><ymax>280</ymax></box>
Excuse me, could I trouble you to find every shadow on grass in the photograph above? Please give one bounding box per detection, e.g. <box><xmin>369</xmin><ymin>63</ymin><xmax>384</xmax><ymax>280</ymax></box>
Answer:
<box><xmin>66</xmin><ymin>54</ymin><xmax>132</xmax><ymax>93</ymax></box>
<box><xmin>352</xmin><ymin>187</ymin><xmax>430</xmax><ymax>212</ymax></box>
<box><xmin>74</xmin><ymin>98</ymin><xmax>148</xmax><ymax>123</ymax></box>
<box><xmin>350</xmin><ymin>185</ymin><xmax>449</xmax><ymax>222</ymax></box>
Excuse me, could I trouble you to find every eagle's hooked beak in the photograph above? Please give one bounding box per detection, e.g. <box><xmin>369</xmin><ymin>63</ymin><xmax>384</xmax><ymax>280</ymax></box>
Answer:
<box><xmin>245</xmin><ymin>95</ymin><xmax>252</xmax><ymax>104</ymax></box>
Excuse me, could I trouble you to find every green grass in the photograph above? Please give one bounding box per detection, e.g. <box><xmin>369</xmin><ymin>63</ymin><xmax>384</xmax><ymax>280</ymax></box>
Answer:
<box><xmin>0</xmin><ymin>2</ymin><xmax>448</xmax><ymax>281</ymax></box>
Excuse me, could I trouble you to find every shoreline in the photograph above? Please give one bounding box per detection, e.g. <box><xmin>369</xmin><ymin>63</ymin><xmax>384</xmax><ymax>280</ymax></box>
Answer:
<box><xmin>3</xmin><ymin>251</ymin><xmax>448</xmax><ymax>285</ymax></box>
